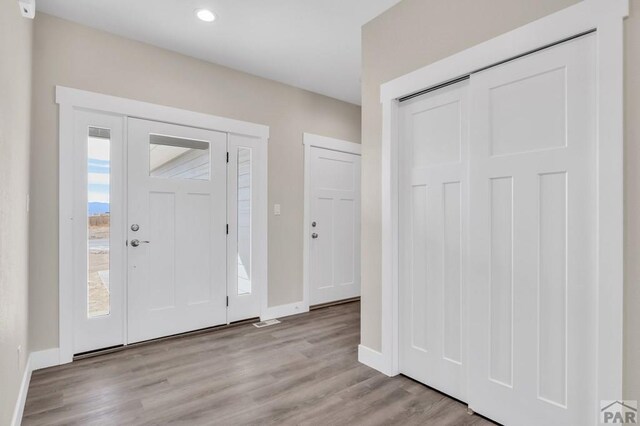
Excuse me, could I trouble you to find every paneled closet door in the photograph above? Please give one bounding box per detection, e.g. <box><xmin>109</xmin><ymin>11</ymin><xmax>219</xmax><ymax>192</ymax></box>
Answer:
<box><xmin>398</xmin><ymin>81</ymin><xmax>469</xmax><ymax>402</ymax></box>
<box><xmin>468</xmin><ymin>34</ymin><xmax>597</xmax><ymax>425</ymax></box>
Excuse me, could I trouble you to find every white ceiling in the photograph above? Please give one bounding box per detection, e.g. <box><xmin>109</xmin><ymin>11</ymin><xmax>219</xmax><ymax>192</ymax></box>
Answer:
<box><xmin>37</xmin><ymin>0</ymin><xmax>402</xmax><ymax>105</ymax></box>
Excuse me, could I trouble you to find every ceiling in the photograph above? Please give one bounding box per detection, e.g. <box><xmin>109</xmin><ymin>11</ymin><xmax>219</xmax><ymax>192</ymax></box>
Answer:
<box><xmin>37</xmin><ymin>0</ymin><xmax>402</xmax><ymax>105</ymax></box>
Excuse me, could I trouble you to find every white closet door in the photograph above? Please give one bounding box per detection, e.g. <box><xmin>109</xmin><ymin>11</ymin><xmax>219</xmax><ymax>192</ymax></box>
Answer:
<box><xmin>398</xmin><ymin>81</ymin><xmax>468</xmax><ymax>401</ymax></box>
<box><xmin>468</xmin><ymin>34</ymin><xmax>597</xmax><ymax>425</ymax></box>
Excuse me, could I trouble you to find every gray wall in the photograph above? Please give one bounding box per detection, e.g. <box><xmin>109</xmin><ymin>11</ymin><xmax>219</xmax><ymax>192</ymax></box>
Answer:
<box><xmin>0</xmin><ymin>1</ymin><xmax>32</xmax><ymax>424</ymax></box>
<box><xmin>361</xmin><ymin>0</ymin><xmax>640</xmax><ymax>400</ymax></box>
<box><xmin>29</xmin><ymin>13</ymin><xmax>361</xmax><ymax>352</ymax></box>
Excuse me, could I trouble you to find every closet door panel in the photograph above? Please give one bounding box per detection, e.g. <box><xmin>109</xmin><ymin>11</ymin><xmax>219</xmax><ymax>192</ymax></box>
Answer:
<box><xmin>398</xmin><ymin>81</ymin><xmax>469</xmax><ymax>402</ymax></box>
<box><xmin>468</xmin><ymin>34</ymin><xmax>597</xmax><ymax>426</ymax></box>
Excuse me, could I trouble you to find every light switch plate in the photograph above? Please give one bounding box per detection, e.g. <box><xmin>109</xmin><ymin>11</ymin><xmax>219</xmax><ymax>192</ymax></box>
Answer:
<box><xmin>274</xmin><ymin>204</ymin><xmax>281</xmax><ymax>215</ymax></box>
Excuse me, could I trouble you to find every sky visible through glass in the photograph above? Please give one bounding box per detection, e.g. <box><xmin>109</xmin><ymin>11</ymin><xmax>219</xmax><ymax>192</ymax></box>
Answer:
<box><xmin>88</xmin><ymin>136</ymin><xmax>110</xmax><ymax>210</ymax></box>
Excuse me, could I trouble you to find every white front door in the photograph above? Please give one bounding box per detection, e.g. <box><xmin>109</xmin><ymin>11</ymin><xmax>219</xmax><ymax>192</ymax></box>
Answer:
<box><xmin>309</xmin><ymin>147</ymin><xmax>361</xmax><ymax>306</ymax></box>
<box><xmin>398</xmin><ymin>81</ymin><xmax>468</xmax><ymax>402</ymax></box>
<box><xmin>127</xmin><ymin>118</ymin><xmax>228</xmax><ymax>343</ymax></box>
<box><xmin>468</xmin><ymin>34</ymin><xmax>597</xmax><ymax>425</ymax></box>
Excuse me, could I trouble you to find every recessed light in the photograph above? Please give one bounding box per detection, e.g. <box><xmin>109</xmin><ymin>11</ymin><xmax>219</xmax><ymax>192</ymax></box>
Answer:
<box><xmin>196</xmin><ymin>9</ymin><xmax>216</xmax><ymax>23</ymax></box>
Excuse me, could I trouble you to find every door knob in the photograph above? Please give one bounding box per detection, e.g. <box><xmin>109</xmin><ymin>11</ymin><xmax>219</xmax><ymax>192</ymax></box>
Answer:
<box><xmin>130</xmin><ymin>239</ymin><xmax>150</xmax><ymax>247</ymax></box>
<box><xmin>311</xmin><ymin>233</ymin><xmax>318</xmax><ymax>239</ymax></box>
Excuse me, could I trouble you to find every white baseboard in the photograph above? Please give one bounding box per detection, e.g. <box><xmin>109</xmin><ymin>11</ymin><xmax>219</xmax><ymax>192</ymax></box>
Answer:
<box><xmin>30</xmin><ymin>348</ymin><xmax>60</xmax><ymax>371</ymax></box>
<box><xmin>10</xmin><ymin>348</ymin><xmax>61</xmax><ymax>426</ymax></box>
<box><xmin>358</xmin><ymin>344</ymin><xmax>392</xmax><ymax>376</ymax></box>
<box><xmin>261</xmin><ymin>301</ymin><xmax>308</xmax><ymax>321</ymax></box>
<box><xmin>11</xmin><ymin>355</ymin><xmax>32</xmax><ymax>426</ymax></box>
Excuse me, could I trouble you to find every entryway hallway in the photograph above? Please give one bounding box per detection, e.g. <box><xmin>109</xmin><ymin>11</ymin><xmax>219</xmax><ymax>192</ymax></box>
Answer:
<box><xmin>22</xmin><ymin>302</ymin><xmax>493</xmax><ymax>425</ymax></box>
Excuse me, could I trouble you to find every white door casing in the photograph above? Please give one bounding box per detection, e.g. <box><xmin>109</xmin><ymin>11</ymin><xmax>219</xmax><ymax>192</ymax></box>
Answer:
<box><xmin>127</xmin><ymin>118</ymin><xmax>228</xmax><ymax>343</ymax></box>
<box><xmin>72</xmin><ymin>111</ymin><xmax>126</xmax><ymax>354</ymax></box>
<box><xmin>467</xmin><ymin>34</ymin><xmax>597</xmax><ymax>426</ymax></box>
<box><xmin>398</xmin><ymin>81</ymin><xmax>468</xmax><ymax>402</ymax></box>
<box><xmin>308</xmin><ymin>145</ymin><xmax>361</xmax><ymax>306</ymax></box>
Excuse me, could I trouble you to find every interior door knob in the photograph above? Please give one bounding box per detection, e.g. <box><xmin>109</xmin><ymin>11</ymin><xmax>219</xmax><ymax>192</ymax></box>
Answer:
<box><xmin>130</xmin><ymin>239</ymin><xmax>150</xmax><ymax>247</ymax></box>
<box><xmin>311</xmin><ymin>233</ymin><xmax>318</xmax><ymax>239</ymax></box>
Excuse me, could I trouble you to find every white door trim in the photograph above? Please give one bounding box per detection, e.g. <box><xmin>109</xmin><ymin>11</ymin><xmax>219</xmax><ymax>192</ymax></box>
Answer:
<box><xmin>56</xmin><ymin>87</ymin><xmax>269</xmax><ymax>138</ymax></box>
<box><xmin>302</xmin><ymin>133</ymin><xmax>361</xmax><ymax>311</ymax></box>
<box><xmin>58</xmin><ymin>86</ymin><xmax>269</xmax><ymax>364</ymax></box>
<box><xmin>373</xmin><ymin>0</ymin><xmax>627</xmax><ymax>413</ymax></box>
<box><xmin>303</xmin><ymin>132</ymin><xmax>361</xmax><ymax>155</ymax></box>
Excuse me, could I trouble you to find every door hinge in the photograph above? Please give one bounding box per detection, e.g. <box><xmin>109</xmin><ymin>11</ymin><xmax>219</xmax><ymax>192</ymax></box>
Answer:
<box><xmin>226</xmin><ymin>152</ymin><xmax>229</xmax><ymax>163</ymax></box>
<box><xmin>226</xmin><ymin>296</ymin><xmax>229</xmax><ymax>307</ymax></box>
<box><xmin>226</xmin><ymin>224</ymin><xmax>229</xmax><ymax>234</ymax></box>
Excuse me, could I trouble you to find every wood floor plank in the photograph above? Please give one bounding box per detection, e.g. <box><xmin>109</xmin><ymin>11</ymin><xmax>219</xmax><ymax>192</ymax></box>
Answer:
<box><xmin>23</xmin><ymin>302</ymin><xmax>495</xmax><ymax>425</ymax></box>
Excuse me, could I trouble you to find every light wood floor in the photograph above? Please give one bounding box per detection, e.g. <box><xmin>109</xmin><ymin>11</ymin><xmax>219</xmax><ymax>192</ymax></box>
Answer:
<box><xmin>23</xmin><ymin>302</ymin><xmax>495</xmax><ymax>425</ymax></box>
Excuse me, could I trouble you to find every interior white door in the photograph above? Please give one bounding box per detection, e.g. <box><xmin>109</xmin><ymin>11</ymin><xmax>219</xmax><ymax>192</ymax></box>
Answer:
<box><xmin>309</xmin><ymin>147</ymin><xmax>361</xmax><ymax>306</ymax></box>
<box><xmin>398</xmin><ymin>81</ymin><xmax>468</xmax><ymax>401</ymax></box>
<box><xmin>73</xmin><ymin>111</ymin><xmax>125</xmax><ymax>354</ymax></box>
<box><xmin>468</xmin><ymin>34</ymin><xmax>597</xmax><ymax>425</ymax></box>
<box><xmin>127</xmin><ymin>118</ymin><xmax>227</xmax><ymax>343</ymax></box>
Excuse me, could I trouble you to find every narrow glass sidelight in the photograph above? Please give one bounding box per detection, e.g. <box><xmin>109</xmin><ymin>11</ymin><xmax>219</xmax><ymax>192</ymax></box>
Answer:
<box><xmin>87</xmin><ymin>127</ymin><xmax>111</xmax><ymax>318</ymax></box>
<box><xmin>237</xmin><ymin>147</ymin><xmax>252</xmax><ymax>295</ymax></box>
<box><xmin>149</xmin><ymin>134</ymin><xmax>210</xmax><ymax>180</ymax></box>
